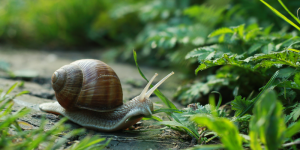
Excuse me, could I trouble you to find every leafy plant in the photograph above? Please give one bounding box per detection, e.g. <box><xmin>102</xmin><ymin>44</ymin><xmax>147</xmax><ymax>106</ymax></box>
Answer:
<box><xmin>249</xmin><ymin>90</ymin><xmax>285</xmax><ymax>150</ymax></box>
<box><xmin>0</xmin><ymin>83</ymin><xmax>110</xmax><ymax>149</ymax></box>
<box><xmin>190</xmin><ymin>90</ymin><xmax>300</xmax><ymax>150</ymax></box>
<box><xmin>186</xmin><ymin>1</ymin><xmax>300</xmax><ymax>149</ymax></box>
<box><xmin>191</xmin><ymin>115</ymin><xmax>243</xmax><ymax>150</ymax></box>
<box><xmin>177</xmin><ymin>20</ymin><xmax>300</xmax><ymax>103</ymax></box>
<box><xmin>134</xmin><ymin>51</ymin><xmax>219</xmax><ymax>140</ymax></box>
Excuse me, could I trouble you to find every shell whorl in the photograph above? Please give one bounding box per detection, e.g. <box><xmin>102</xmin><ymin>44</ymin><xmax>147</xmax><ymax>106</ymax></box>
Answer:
<box><xmin>51</xmin><ymin>59</ymin><xmax>123</xmax><ymax>112</ymax></box>
<box><xmin>51</xmin><ymin>68</ymin><xmax>67</xmax><ymax>93</ymax></box>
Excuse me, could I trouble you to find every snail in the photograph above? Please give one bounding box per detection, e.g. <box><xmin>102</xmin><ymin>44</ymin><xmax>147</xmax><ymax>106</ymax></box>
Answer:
<box><xmin>39</xmin><ymin>59</ymin><xmax>174</xmax><ymax>132</ymax></box>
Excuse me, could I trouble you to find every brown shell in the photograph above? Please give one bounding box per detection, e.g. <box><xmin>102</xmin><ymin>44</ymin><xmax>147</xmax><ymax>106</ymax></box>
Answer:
<box><xmin>51</xmin><ymin>59</ymin><xmax>123</xmax><ymax>112</ymax></box>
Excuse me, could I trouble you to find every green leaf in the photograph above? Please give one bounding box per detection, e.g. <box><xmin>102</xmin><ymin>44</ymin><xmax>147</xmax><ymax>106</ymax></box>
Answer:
<box><xmin>51</xmin><ymin>129</ymin><xmax>86</xmax><ymax>150</ymax></box>
<box><xmin>209</xmin><ymin>94</ymin><xmax>217</xmax><ymax>117</ymax></box>
<box><xmin>156</xmin><ymin>121</ymin><xmax>199</xmax><ymax>139</ymax></box>
<box><xmin>291</xmin><ymin>104</ymin><xmax>300</xmax><ymax>121</ymax></box>
<box><xmin>69</xmin><ymin>135</ymin><xmax>110</xmax><ymax>150</ymax></box>
<box><xmin>185</xmin><ymin>46</ymin><xmax>216</xmax><ymax>60</ymax></box>
<box><xmin>231</xmin><ymin>96</ymin><xmax>252</xmax><ymax>116</ymax></box>
<box><xmin>5</xmin><ymin>82</ymin><xmax>18</xmax><ymax>95</ymax></box>
<box><xmin>208</xmin><ymin>27</ymin><xmax>234</xmax><ymax>37</ymax></box>
<box><xmin>285</xmin><ymin>120</ymin><xmax>300</xmax><ymax>138</ymax></box>
<box><xmin>185</xmin><ymin>144</ymin><xmax>224</xmax><ymax>150</ymax></box>
<box><xmin>218</xmin><ymin>34</ymin><xmax>225</xmax><ymax>43</ymax></box>
<box><xmin>12</xmin><ymin>91</ymin><xmax>30</xmax><ymax>99</ymax></box>
<box><xmin>252</xmin><ymin>50</ymin><xmax>300</xmax><ymax>67</ymax></box>
<box><xmin>235</xmin><ymin>24</ymin><xmax>245</xmax><ymax>39</ymax></box>
<box><xmin>195</xmin><ymin>53</ymin><xmax>253</xmax><ymax>75</ymax></box>
<box><xmin>294</xmin><ymin>72</ymin><xmax>300</xmax><ymax>87</ymax></box>
<box><xmin>238</xmin><ymin>70</ymin><xmax>279</xmax><ymax>117</ymax></box>
<box><xmin>211</xmin><ymin>91</ymin><xmax>222</xmax><ymax>109</ymax></box>
<box><xmin>262</xmin><ymin>43</ymin><xmax>275</xmax><ymax>54</ymax></box>
<box><xmin>249</xmin><ymin>90</ymin><xmax>285</xmax><ymax>150</ymax></box>
<box><xmin>288</xmin><ymin>48</ymin><xmax>300</xmax><ymax>53</ymax></box>
<box><xmin>249</xmin><ymin>128</ymin><xmax>263</xmax><ymax>150</ymax></box>
<box><xmin>245</xmin><ymin>28</ymin><xmax>261</xmax><ymax>41</ymax></box>
<box><xmin>277</xmin><ymin>67</ymin><xmax>296</xmax><ymax>79</ymax></box>
<box><xmin>142</xmin><ymin>115</ymin><xmax>163</xmax><ymax>121</ymax></box>
<box><xmin>191</xmin><ymin>115</ymin><xmax>243</xmax><ymax>150</ymax></box>
<box><xmin>248</xmin><ymin>43</ymin><xmax>263</xmax><ymax>54</ymax></box>
<box><xmin>152</xmin><ymin>108</ymin><xmax>183</xmax><ymax>114</ymax></box>
<box><xmin>0</xmin><ymin>82</ymin><xmax>108</xmax><ymax>149</ymax></box>
<box><xmin>263</xmin><ymin>24</ymin><xmax>273</xmax><ymax>34</ymax></box>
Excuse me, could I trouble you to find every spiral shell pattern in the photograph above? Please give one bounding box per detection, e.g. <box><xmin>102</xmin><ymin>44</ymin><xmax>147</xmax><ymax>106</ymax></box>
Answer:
<box><xmin>51</xmin><ymin>59</ymin><xmax>123</xmax><ymax>112</ymax></box>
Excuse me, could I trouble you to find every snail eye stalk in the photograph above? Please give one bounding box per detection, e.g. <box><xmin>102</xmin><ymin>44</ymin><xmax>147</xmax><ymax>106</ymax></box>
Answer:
<box><xmin>145</xmin><ymin>72</ymin><xmax>174</xmax><ymax>99</ymax></box>
<box><xmin>138</xmin><ymin>73</ymin><xmax>158</xmax><ymax>101</ymax></box>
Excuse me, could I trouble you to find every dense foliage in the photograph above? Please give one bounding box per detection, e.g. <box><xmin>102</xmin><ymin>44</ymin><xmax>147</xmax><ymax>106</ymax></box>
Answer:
<box><xmin>134</xmin><ymin>0</ymin><xmax>300</xmax><ymax>149</ymax></box>
<box><xmin>0</xmin><ymin>0</ymin><xmax>143</xmax><ymax>47</ymax></box>
<box><xmin>2</xmin><ymin>0</ymin><xmax>300</xmax><ymax>149</ymax></box>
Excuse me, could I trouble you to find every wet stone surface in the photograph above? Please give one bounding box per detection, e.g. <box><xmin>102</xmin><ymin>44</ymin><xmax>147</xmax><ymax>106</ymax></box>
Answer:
<box><xmin>0</xmin><ymin>49</ymin><xmax>190</xmax><ymax>150</ymax></box>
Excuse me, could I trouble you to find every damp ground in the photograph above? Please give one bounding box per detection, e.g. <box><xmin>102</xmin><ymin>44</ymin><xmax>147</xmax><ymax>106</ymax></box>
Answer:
<box><xmin>0</xmin><ymin>48</ymin><xmax>192</xmax><ymax>150</ymax></box>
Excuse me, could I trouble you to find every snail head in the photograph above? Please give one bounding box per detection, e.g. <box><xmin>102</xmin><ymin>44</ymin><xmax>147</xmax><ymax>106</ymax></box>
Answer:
<box><xmin>137</xmin><ymin>72</ymin><xmax>174</xmax><ymax>116</ymax></box>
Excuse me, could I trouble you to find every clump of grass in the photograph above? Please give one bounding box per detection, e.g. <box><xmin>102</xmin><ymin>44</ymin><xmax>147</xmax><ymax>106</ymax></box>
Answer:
<box><xmin>0</xmin><ymin>82</ymin><xmax>110</xmax><ymax>149</ymax></box>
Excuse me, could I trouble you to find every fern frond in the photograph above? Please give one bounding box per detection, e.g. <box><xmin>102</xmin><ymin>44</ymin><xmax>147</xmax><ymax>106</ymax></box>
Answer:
<box><xmin>252</xmin><ymin>50</ymin><xmax>300</xmax><ymax>67</ymax></box>
<box><xmin>276</xmin><ymin>80</ymin><xmax>300</xmax><ymax>90</ymax></box>
<box><xmin>248</xmin><ymin>43</ymin><xmax>263</xmax><ymax>54</ymax></box>
<box><xmin>294</xmin><ymin>72</ymin><xmax>300</xmax><ymax>86</ymax></box>
<box><xmin>291</xmin><ymin>104</ymin><xmax>300</xmax><ymax>121</ymax></box>
<box><xmin>185</xmin><ymin>46</ymin><xmax>216</xmax><ymax>60</ymax></box>
<box><xmin>195</xmin><ymin>54</ymin><xmax>250</xmax><ymax>74</ymax></box>
<box><xmin>231</xmin><ymin>96</ymin><xmax>252</xmax><ymax>117</ymax></box>
<box><xmin>195</xmin><ymin>50</ymin><xmax>300</xmax><ymax>75</ymax></box>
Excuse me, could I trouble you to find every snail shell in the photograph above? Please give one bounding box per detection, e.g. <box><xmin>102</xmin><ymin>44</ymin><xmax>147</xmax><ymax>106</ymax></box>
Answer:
<box><xmin>40</xmin><ymin>59</ymin><xmax>174</xmax><ymax>132</ymax></box>
<box><xmin>51</xmin><ymin>59</ymin><xmax>123</xmax><ymax>112</ymax></box>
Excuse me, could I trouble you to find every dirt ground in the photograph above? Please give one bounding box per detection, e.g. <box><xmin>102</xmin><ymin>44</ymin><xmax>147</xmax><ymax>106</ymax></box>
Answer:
<box><xmin>0</xmin><ymin>48</ymin><xmax>192</xmax><ymax>150</ymax></box>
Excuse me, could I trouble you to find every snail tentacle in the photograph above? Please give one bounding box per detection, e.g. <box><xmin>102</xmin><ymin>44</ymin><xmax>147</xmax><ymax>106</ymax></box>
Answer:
<box><xmin>145</xmin><ymin>72</ymin><xmax>174</xmax><ymax>99</ymax></box>
<box><xmin>137</xmin><ymin>73</ymin><xmax>158</xmax><ymax>102</ymax></box>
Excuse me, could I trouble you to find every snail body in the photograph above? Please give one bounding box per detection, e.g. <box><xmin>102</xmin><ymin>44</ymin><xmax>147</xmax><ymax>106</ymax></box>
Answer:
<box><xmin>39</xmin><ymin>59</ymin><xmax>174</xmax><ymax>132</ymax></box>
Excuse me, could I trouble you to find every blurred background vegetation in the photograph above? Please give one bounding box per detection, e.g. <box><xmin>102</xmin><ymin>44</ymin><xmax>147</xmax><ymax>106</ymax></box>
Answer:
<box><xmin>3</xmin><ymin>1</ymin><xmax>300</xmax><ymax>148</ymax></box>
<box><xmin>1</xmin><ymin>0</ymin><xmax>300</xmax><ymax>105</ymax></box>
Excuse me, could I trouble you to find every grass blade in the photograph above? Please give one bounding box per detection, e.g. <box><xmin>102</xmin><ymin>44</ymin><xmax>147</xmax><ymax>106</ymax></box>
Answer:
<box><xmin>133</xmin><ymin>50</ymin><xmax>177</xmax><ymax>109</ymax></box>
<box><xmin>288</xmin><ymin>48</ymin><xmax>300</xmax><ymax>53</ymax></box>
<box><xmin>260</xmin><ymin>0</ymin><xmax>300</xmax><ymax>31</ymax></box>
<box><xmin>278</xmin><ymin>0</ymin><xmax>300</xmax><ymax>25</ymax></box>
<box><xmin>152</xmin><ymin>108</ymin><xmax>183</xmax><ymax>114</ymax></box>
<box><xmin>238</xmin><ymin>70</ymin><xmax>279</xmax><ymax>117</ymax></box>
<box><xmin>211</xmin><ymin>91</ymin><xmax>222</xmax><ymax>109</ymax></box>
<box><xmin>143</xmin><ymin>115</ymin><xmax>163</xmax><ymax>121</ymax></box>
<box><xmin>191</xmin><ymin>115</ymin><xmax>243</xmax><ymax>150</ymax></box>
<box><xmin>5</xmin><ymin>82</ymin><xmax>18</xmax><ymax>95</ymax></box>
<box><xmin>157</xmin><ymin>121</ymin><xmax>199</xmax><ymax>139</ymax></box>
